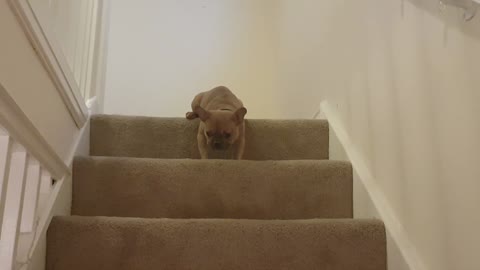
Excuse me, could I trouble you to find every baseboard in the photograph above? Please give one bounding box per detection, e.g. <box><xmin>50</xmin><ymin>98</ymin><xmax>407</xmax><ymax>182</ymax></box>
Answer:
<box><xmin>319</xmin><ymin>100</ymin><xmax>428</xmax><ymax>270</ymax></box>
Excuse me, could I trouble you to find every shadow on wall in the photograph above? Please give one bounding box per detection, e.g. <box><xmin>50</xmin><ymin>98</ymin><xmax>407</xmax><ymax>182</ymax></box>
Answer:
<box><xmin>406</xmin><ymin>0</ymin><xmax>480</xmax><ymax>39</ymax></box>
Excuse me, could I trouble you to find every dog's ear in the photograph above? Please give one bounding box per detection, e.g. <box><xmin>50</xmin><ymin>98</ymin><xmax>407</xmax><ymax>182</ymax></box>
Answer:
<box><xmin>186</xmin><ymin>112</ymin><xmax>198</xmax><ymax>120</ymax></box>
<box><xmin>232</xmin><ymin>107</ymin><xmax>247</xmax><ymax>125</ymax></box>
<box><xmin>194</xmin><ymin>105</ymin><xmax>210</xmax><ymax>121</ymax></box>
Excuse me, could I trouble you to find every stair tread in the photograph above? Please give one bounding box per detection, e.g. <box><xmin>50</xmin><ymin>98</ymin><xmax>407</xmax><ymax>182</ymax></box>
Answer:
<box><xmin>73</xmin><ymin>157</ymin><xmax>353</xmax><ymax>219</ymax></box>
<box><xmin>90</xmin><ymin>115</ymin><xmax>329</xmax><ymax>160</ymax></box>
<box><xmin>48</xmin><ymin>216</ymin><xmax>386</xmax><ymax>270</ymax></box>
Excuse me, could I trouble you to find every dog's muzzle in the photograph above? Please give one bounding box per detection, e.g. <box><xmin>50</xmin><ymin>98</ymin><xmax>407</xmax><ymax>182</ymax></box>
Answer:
<box><xmin>211</xmin><ymin>137</ymin><xmax>228</xmax><ymax>151</ymax></box>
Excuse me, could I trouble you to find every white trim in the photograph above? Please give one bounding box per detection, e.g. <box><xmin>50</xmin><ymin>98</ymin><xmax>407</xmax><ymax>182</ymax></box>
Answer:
<box><xmin>89</xmin><ymin>0</ymin><xmax>111</xmax><ymax>113</ymax></box>
<box><xmin>86</xmin><ymin>96</ymin><xmax>99</xmax><ymax>115</ymax></box>
<box><xmin>0</xmin><ymin>83</ymin><xmax>69</xmax><ymax>181</ymax></box>
<box><xmin>313</xmin><ymin>102</ymin><xmax>326</xmax><ymax>120</ymax></box>
<box><xmin>320</xmin><ymin>100</ymin><xmax>428</xmax><ymax>270</ymax></box>
<box><xmin>83</xmin><ymin>0</ymin><xmax>99</xmax><ymax>100</ymax></box>
<box><xmin>7</xmin><ymin>0</ymin><xmax>89</xmax><ymax>128</ymax></box>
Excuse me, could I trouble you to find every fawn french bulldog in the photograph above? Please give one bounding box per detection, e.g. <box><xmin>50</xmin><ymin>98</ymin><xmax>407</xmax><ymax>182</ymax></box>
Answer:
<box><xmin>186</xmin><ymin>86</ymin><xmax>247</xmax><ymax>159</ymax></box>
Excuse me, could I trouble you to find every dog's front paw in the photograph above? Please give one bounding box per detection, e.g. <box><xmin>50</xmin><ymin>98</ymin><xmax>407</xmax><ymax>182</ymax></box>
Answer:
<box><xmin>186</xmin><ymin>112</ymin><xmax>198</xmax><ymax>120</ymax></box>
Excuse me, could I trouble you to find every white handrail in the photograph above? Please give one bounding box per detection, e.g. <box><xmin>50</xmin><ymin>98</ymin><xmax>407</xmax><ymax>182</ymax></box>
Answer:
<box><xmin>0</xmin><ymin>84</ymin><xmax>69</xmax><ymax>181</ymax></box>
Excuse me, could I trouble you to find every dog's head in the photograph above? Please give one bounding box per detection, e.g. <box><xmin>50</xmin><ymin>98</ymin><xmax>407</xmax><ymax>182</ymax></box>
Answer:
<box><xmin>192</xmin><ymin>106</ymin><xmax>247</xmax><ymax>151</ymax></box>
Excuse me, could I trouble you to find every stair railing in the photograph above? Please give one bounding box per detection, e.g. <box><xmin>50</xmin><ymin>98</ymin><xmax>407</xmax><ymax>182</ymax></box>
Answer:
<box><xmin>0</xmin><ymin>84</ymin><xmax>71</xmax><ymax>270</ymax></box>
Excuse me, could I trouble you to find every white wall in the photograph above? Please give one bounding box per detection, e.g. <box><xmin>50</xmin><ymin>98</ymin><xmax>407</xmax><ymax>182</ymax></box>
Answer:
<box><xmin>104</xmin><ymin>0</ymin><xmax>280</xmax><ymax>119</ymax></box>
<box><xmin>275</xmin><ymin>0</ymin><xmax>480</xmax><ymax>269</ymax></box>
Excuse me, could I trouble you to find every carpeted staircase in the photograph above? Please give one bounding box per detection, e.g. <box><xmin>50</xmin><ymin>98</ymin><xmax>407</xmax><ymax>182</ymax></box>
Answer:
<box><xmin>47</xmin><ymin>115</ymin><xmax>387</xmax><ymax>270</ymax></box>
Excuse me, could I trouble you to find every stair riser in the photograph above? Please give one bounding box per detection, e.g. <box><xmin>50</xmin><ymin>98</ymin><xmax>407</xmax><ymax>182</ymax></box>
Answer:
<box><xmin>73</xmin><ymin>158</ymin><xmax>353</xmax><ymax>219</ymax></box>
<box><xmin>90</xmin><ymin>116</ymin><xmax>329</xmax><ymax>160</ymax></box>
<box><xmin>48</xmin><ymin>217</ymin><xmax>387</xmax><ymax>270</ymax></box>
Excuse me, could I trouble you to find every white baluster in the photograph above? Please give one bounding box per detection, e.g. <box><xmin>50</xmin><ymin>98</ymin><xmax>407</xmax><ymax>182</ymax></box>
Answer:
<box><xmin>15</xmin><ymin>157</ymin><xmax>41</xmax><ymax>270</ymax></box>
<box><xmin>20</xmin><ymin>159</ymin><xmax>41</xmax><ymax>233</ymax></box>
<box><xmin>0</xmin><ymin>143</ymin><xmax>28</xmax><ymax>270</ymax></box>
<box><xmin>16</xmin><ymin>233</ymin><xmax>34</xmax><ymax>268</ymax></box>
<box><xmin>0</xmin><ymin>130</ymin><xmax>12</xmax><ymax>234</ymax></box>
<box><xmin>37</xmin><ymin>169</ymin><xmax>53</xmax><ymax>218</ymax></box>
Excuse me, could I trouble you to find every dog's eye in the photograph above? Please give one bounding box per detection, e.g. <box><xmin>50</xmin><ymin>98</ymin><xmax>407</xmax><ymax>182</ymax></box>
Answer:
<box><xmin>224</xmin><ymin>133</ymin><xmax>231</xmax><ymax>139</ymax></box>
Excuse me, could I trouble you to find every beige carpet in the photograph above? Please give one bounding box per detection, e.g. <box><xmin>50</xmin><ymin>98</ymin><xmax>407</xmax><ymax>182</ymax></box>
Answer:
<box><xmin>90</xmin><ymin>115</ymin><xmax>330</xmax><ymax>160</ymax></box>
<box><xmin>47</xmin><ymin>115</ymin><xmax>386</xmax><ymax>270</ymax></box>
<box><xmin>48</xmin><ymin>217</ymin><xmax>386</xmax><ymax>270</ymax></box>
<box><xmin>72</xmin><ymin>157</ymin><xmax>353</xmax><ymax>219</ymax></box>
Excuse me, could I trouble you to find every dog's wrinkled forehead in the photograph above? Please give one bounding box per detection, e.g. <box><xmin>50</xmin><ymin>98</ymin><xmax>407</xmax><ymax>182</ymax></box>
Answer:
<box><xmin>204</xmin><ymin>112</ymin><xmax>236</xmax><ymax>131</ymax></box>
